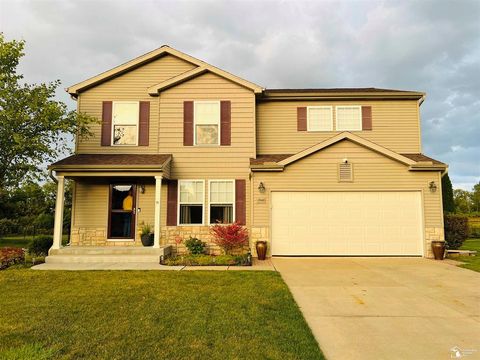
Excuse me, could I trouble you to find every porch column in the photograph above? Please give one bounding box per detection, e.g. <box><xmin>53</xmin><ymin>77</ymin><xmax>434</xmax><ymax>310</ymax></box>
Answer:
<box><xmin>52</xmin><ymin>175</ymin><xmax>65</xmax><ymax>251</ymax></box>
<box><xmin>154</xmin><ymin>175</ymin><xmax>163</xmax><ymax>248</ymax></box>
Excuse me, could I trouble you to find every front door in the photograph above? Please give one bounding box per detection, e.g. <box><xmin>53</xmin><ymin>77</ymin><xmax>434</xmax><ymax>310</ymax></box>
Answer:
<box><xmin>108</xmin><ymin>184</ymin><xmax>136</xmax><ymax>239</ymax></box>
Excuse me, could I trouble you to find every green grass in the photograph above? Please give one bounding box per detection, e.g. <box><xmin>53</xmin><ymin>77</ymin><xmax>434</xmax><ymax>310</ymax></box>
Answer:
<box><xmin>0</xmin><ymin>235</ymin><xmax>68</xmax><ymax>249</ymax></box>
<box><xmin>0</xmin><ymin>236</ymin><xmax>32</xmax><ymax>248</ymax></box>
<box><xmin>0</xmin><ymin>270</ymin><xmax>323</xmax><ymax>360</ymax></box>
<box><xmin>452</xmin><ymin>238</ymin><xmax>480</xmax><ymax>272</ymax></box>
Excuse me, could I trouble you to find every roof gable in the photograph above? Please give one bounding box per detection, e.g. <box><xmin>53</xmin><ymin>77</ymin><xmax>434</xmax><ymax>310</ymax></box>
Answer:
<box><xmin>147</xmin><ymin>65</ymin><xmax>263</xmax><ymax>95</ymax></box>
<box><xmin>277</xmin><ymin>132</ymin><xmax>417</xmax><ymax>167</ymax></box>
<box><xmin>67</xmin><ymin>45</ymin><xmax>263</xmax><ymax>96</ymax></box>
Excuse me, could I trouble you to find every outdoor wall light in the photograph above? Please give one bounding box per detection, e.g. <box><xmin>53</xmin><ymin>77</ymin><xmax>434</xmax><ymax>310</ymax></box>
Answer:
<box><xmin>258</xmin><ymin>182</ymin><xmax>266</xmax><ymax>193</ymax></box>
<box><xmin>140</xmin><ymin>184</ymin><xmax>145</xmax><ymax>194</ymax></box>
<box><xmin>429</xmin><ymin>181</ymin><xmax>437</xmax><ymax>193</ymax></box>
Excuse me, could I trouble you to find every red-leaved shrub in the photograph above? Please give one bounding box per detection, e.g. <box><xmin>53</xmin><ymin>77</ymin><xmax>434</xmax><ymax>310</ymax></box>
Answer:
<box><xmin>0</xmin><ymin>247</ymin><xmax>25</xmax><ymax>269</ymax></box>
<box><xmin>210</xmin><ymin>222</ymin><xmax>249</xmax><ymax>254</ymax></box>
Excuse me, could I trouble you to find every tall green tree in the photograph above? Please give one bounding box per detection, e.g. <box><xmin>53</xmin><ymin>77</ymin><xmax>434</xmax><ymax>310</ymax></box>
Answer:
<box><xmin>472</xmin><ymin>181</ymin><xmax>480</xmax><ymax>212</ymax></box>
<box><xmin>0</xmin><ymin>33</ymin><xmax>96</xmax><ymax>189</ymax></box>
<box><xmin>441</xmin><ymin>173</ymin><xmax>455</xmax><ymax>213</ymax></box>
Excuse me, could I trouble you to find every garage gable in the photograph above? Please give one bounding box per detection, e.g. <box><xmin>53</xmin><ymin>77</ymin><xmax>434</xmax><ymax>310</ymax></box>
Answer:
<box><xmin>278</xmin><ymin>132</ymin><xmax>416</xmax><ymax>168</ymax></box>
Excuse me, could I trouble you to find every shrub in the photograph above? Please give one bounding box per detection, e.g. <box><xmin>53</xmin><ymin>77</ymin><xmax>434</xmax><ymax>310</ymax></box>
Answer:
<box><xmin>444</xmin><ymin>214</ymin><xmax>469</xmax><ymax>249</ymax></box>
<box><xmin>0</xmin><ymin>247</ymin><xmax>25</xmax><ymax>269</ymax></box>
<box><xmin>28</xmin><ymin>235</ymin><xmax>53</xmax><ymax>256</ymax></box>
<box><xmin>210</xmin><ymin>222</ymin><xmax>249</xmax><ymax>254</ymax></box>
<box><xmin>184</xmin><ymin>236</ymin><xmax>206</xmax><ymax>255</ymax></box>
<box><xmin>162</xmin><ymin>254</ymin><xmax>251</xmax><ymax>266</ymax></box>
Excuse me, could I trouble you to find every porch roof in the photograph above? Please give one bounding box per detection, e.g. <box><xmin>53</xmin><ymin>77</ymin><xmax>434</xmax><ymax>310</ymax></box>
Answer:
<box><xmin>49</xmin><ymin>154</ymin><xmax>172</xmax><ymax>177</ymax></box>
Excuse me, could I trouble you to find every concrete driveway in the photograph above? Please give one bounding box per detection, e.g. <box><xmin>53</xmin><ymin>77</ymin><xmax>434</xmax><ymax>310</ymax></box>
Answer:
<box><xmin>273</xmin><ymin>258</ymin><xmax>480</xmax><ymax>360</ymax></box>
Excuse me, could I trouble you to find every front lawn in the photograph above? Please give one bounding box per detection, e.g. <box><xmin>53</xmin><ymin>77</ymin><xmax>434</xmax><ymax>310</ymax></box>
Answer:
<box><xmin>0</xmin><ymin>235</ymin><xmax>32</xmax><ymax>248</ymax></box>
<box><xmin>451</xmin><ymin>238</ymin><xmax>480</xmax><ymax>272</ymax></box>
<box><xmin>0</xmin><ymin>270</ymin><xmax>323</xmax><ymax>360</ymax></box>
<box><xmin>0</xmin><ymin>235</ymin><xmax>69</xmax><ymax>249</ymax></box>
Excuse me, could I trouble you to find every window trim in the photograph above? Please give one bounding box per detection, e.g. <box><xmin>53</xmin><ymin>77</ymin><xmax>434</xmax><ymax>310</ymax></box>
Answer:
<box><xmin>208</xmin><ymin>179</ymin><xmax>236</xmax><ymax>225</ymax></box>
<box><xmin>193</xmin><ymin>100</ymin><xmax>221</xmax><ymax>146</ymax></box>
<box><xmin>335</xmin><ymin>105</ymin><xmax>362</xmax><ymax>131</ymax></box>
<box><xmin>111</xmin><ymin>101</ymin><xmax>139</xmax><ymax>146</ymax></box>
<box><xmin>177</xmin><ymin>179</ymin><xmax>205</xmax><ymax>226</ymax></box>
<box><xmin>307</xmin><ymin>106</ymin><xmax>333</xmax><ymax>132</ymax></box>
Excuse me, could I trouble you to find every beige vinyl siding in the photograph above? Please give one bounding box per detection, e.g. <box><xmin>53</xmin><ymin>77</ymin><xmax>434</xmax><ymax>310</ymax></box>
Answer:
<box><xmin>257</xmin><ymin>100</ymin><xmax>421</xmax><ymax>154</ymax></box>
<box><xmin>159</xmin><ymin>72</ymin><xmax>255</xmax><ymax>178</ymax></box>
<box><xmin>73</xmin><ymin>181</ymin><xmax>109</xmax><ymax>228</ymax></box>
<box><xmin>252</xmin><ymin>140</ymin><xmax>442</xmax><ymax>228</ymax></box>
<box><xmin>158</xmin><ymin>72</ymin><xmax>255</xmax><ymax>225</ymax></box>
<box><xmin>76</xmin><ymin>55</ymin><xmax>196</xmax><ymax>153</ymax></box>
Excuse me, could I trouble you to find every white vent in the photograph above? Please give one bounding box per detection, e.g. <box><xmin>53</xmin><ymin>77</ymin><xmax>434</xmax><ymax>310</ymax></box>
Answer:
<box><xmin>338</xmin><ymin>163</ymin><xmax>353</xmax><ymax>182</ymax></box>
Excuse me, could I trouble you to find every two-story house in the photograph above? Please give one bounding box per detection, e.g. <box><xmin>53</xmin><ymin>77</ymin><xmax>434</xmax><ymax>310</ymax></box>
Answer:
<box><xmin>47</xmin><ymin>45</ymin><xmax>447</xmax><ymax>263</ymax></box>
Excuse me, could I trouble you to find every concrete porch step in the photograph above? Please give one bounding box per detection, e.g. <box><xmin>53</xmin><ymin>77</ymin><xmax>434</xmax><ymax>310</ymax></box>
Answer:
<box><xmin>49</xmin><ymin>246</ymin><xmax>171</xmax><ymax>256</ymax></box>
<box><xmin>45</xmin><ymin>254</ymin><xmax>162</xmax><ymax>264</ymax></box>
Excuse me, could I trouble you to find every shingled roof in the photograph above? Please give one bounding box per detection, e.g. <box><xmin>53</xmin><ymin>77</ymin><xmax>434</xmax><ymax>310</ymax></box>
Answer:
<box><xmin>50</xmin><ymin>154</ymin><xmax>172</xmax><ymax>169</ymax></box>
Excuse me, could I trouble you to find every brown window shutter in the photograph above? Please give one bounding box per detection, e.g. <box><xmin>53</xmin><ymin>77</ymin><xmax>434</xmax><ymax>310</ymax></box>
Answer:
<box><xmin>101</xmin><ymin>101</ymin><xmax>112</xmax><ymax>146</ymax></box>
<box><xmin>220</xmin><ymin>100</ymin><xmax>231</xmax><ymax>145</ymax></box>
<box><xmin>235</xmin><ymin>179</ymin><xmax>246</xmax><ymax>225</ymax></box>
<box><xmin>183</xmin><ymin>101</ymin><xmax>194</xmax><ymax>146</ymax></box>
<box><xmin>297</xmin><ymin>107</ymin><xmax>307</xmax><ymax>131</ymax></box>
<box><xmin>167</xmin><ymin>180</ymin><xmax>178</xmax><ymax>226</ymax></box>
<box><xmin>138</xmin><ymin>101</ymin><xmax>150</xmax><ymax>146</ymax></box>
<box><xmin>362</xmin><ymin>106</ymin><xmax>372</xmax><ymax>130</ymax></box>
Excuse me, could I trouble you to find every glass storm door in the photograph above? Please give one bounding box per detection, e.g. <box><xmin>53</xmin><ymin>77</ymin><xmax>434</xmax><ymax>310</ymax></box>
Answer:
<box><xmin>108</xmin><ymin>184</ymin><xmax>136</xmax><ymax>239</ymax></box>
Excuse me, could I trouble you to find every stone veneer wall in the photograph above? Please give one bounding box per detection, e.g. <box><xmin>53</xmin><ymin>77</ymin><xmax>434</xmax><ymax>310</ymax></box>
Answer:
<box><xmin>161</xmin><ymin>226</ymin><xmax>223</xmax><ymax>255</ymax></box>
<box><xmin>71</xmin><ymin>225</ymin><xmax>441</xmax><ymax>258</ymax></box>
<box><xmin>70</xmin><ymin>226</ymin><xmax>144</xmax><ymax>247</ymax></box>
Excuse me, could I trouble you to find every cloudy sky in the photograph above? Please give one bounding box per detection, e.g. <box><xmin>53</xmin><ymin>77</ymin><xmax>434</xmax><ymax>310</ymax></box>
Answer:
<box><xmin>1</xmin><ymin>0</ymin><xmax>479</xmax><ymax>189</ymax></box>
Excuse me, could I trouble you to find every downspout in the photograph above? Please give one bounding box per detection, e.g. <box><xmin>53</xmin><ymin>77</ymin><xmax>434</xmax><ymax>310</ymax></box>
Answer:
<box><xmin>48</xmin><ymin>168</ymin><xmax>58</xmax><ymax>183</ymax></box>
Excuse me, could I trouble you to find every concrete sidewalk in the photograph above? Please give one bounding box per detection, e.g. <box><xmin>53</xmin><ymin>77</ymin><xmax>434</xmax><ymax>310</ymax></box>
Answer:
<box><xmin>273</xmin><ymin>257</ymin><xmax>480</xmax><ymax>360</ymax></box>
<box><xmin>32</xmin><ymin>258</ymin><xmax>275</xmax><ymax>271</ymax></box>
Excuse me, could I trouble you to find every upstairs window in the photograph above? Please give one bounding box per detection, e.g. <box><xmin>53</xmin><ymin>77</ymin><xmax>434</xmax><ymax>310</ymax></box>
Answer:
<box><xmin>336</xmin><ymin>106</ymin><xmax>362</xmax><ymax>131</ymax></box>
<box><xmin>178</xmin><ymin>180</ymin><xmax>204</xmax><ymax>225</ymax></box>
<box><xmin>307</xmin><ymin>106</ymin><xmax>333</xmax><ymax>131</ymax></box>
<box><xmin>194</xmin><ymin>101</ymin><xmax>220</xmax><ymax>145</ymax></box>
<box><xmin>209</xmin><ymin>180</ymin><xmax>235</xmax><ymax>224</ymax></box>
<box><xmin>112</xmin><ymin>102</ymin><xmax>139</xmax><ymax>145</ymax></box>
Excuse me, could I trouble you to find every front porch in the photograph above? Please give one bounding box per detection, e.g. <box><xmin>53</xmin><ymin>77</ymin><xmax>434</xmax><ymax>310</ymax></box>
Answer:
<box><xmin>48</xmin><ymin>154</ymin><xmax>172</xmax><ymax>261</ymax></box>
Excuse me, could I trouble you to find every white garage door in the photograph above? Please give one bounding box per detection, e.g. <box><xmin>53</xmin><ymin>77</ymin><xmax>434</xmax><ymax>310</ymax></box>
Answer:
<box><xmin>271</xmin><ymin>192</ymin><xmax>423</xmax><ymax>256</ymax></box>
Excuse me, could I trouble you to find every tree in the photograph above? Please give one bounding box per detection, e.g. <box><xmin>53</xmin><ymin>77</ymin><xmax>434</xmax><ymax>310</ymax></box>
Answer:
<box><xmin>453</xmin><ymin>189</ymin><xmax>472</xmax><ymax>214</ymax></box>
<box><xmin>472</xmin><ymin>181</ymin><xmax>480</xmax><ymax>212</ymax></box>
<box><xmin>441</xmin><ymin>173</ymin><xmax>455</xmax><ymax>213</ymax></box>
<box><xmin>0</xmin><ymin>33</ymin><xmax>96</xmax><ymax>189</ymax></box>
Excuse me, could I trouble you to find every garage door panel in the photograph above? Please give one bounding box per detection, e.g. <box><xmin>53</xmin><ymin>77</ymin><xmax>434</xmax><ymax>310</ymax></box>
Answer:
<box><xmin>271</xmin><ymin>191</ymin><xmax>423</xmax><ymax>256</ymax></box>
